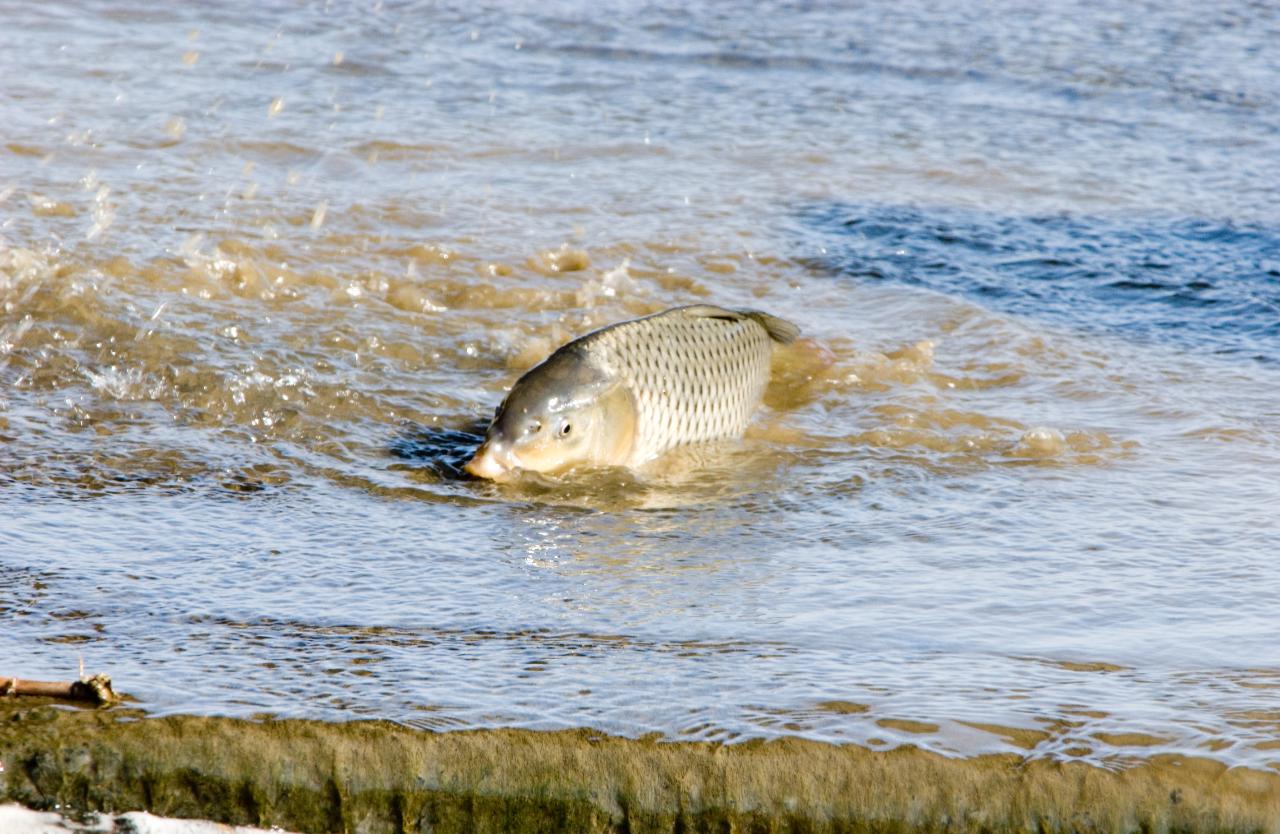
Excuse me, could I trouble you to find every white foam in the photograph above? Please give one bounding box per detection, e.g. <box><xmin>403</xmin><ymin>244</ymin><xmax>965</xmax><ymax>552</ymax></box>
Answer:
<box><xmin>0</xmin><ymin>803</ymin><xmax>300</xmax><ymax>834</ymax></box>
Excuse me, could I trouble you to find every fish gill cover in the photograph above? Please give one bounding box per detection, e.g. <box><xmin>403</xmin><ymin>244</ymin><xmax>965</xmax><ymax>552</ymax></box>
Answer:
<box><xmin>800</xmin><ymin>204</ymin><xmax>1280</xmax><ymax>363</ymax></box>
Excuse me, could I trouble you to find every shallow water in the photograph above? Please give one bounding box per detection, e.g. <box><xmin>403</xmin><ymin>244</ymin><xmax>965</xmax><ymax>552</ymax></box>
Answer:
<box><xmin>3</xmin><ymin>0</ymin><xmax>1280</xmax><ymax>769</ymax></box>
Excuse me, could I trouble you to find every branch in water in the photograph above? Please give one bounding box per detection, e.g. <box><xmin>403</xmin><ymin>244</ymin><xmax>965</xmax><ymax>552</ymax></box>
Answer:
<box><xmin>0</xmin><ymin>673</ymin><xmax>118</xmax><ymax>705</ymax></box>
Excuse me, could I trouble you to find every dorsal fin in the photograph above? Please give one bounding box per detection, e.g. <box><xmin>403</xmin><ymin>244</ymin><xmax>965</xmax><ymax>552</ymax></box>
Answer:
<box><xmin>673</xmin><ymin>305</ymin><xmax>800</xmax><ymax>345</ymax></box>
<box><xmin>671</xmin><ymin>304</ymin><xmax>746</xmax><ymax>323</ymax></box>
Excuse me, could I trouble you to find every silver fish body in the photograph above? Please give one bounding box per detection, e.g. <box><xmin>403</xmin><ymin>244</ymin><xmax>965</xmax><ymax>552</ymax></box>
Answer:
<box><xmin>465</xmin><ymin>305</ymin><xmax>799</xmax><ymax>480</ymax></box>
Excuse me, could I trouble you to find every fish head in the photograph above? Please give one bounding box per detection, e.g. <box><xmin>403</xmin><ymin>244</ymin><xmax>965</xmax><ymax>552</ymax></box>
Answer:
<box><xmin>465</xmin><ymin>347</ymin><xmax>635</xmax><ymax>480</ymax></box>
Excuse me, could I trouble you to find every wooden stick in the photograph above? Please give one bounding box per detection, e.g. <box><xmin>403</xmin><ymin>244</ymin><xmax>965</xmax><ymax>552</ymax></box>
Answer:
<box><xmin>0</xmin><ymin>673</ymin><xmax>117</xmax><ymax>705</ymax></box>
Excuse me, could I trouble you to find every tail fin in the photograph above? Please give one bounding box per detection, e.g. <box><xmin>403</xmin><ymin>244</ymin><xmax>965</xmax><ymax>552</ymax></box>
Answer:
<box><xmin>743</xmin><ymin>310</ymin><xmax>800</xmax><ymax>345</ymax></box>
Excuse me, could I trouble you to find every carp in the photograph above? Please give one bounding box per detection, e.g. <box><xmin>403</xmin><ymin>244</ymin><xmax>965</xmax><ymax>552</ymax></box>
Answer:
<box><xmin>465</xmin><ymin>305</ymin><xmax>799</xmax><ymax>480</ymax></box>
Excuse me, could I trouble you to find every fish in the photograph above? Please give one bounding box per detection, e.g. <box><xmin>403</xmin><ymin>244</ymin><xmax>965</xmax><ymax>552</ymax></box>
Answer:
<box><xmin>464</xmin><ymin>304</ymin><xmax>800</xmax><ymax>480</ymax></box>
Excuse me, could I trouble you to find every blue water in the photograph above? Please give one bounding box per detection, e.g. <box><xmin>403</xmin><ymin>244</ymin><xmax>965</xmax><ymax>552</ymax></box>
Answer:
<box><xmin>802</xmin><ymin>205</ymin><xmax>1280</xmax><ymax>362</ymax></box>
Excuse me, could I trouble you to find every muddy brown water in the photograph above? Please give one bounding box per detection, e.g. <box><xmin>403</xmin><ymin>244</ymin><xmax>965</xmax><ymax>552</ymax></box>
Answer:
<box><xmin>2</xmin><ymin>0</ymin><xmax>1279</xmax><ymax>772</ymax></box>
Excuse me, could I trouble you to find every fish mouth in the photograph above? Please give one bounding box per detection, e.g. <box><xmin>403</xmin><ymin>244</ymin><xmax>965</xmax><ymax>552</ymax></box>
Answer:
<box><xmin>463</xmin><ymin>440</ymin><xmax>520</xmax><ymax>481</ymax></box>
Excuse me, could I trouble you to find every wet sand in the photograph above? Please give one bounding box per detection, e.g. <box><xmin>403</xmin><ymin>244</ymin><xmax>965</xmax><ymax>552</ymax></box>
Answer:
<box><xmin>2</xmin><ymin>705</ymin><xmax>1277</xmax><ymax>834</ymax></box>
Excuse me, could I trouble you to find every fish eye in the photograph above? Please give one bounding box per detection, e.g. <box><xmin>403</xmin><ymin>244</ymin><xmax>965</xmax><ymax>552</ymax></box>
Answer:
<box><xmin>560</xmin><ymin>422</ymin><xmax>572</xmax><ymax>436</ymax></box>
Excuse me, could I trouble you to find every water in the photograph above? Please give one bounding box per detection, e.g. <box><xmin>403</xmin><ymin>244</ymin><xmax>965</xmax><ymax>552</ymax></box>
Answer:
<box><xmin>3</xmin><ymin>0</ymin><xmax>1280</xmax><ymax>770</ymax></box>
<box><xmin>800</xmin><ymin>205</ymin><xmax>1280</xmax><ymax>361</ymax></box>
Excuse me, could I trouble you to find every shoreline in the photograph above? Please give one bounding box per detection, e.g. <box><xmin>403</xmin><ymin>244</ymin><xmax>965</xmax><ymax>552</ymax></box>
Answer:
<box><xmin>3</xmin><ymin>704</ymin><xmax>1277</xmax><ymax>834</ymax></box>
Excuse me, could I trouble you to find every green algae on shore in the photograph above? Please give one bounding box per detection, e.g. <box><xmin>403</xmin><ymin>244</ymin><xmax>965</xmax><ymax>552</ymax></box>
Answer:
<box><xmin>2</xmin><ymin>705</ymin><xmax>1278</xmax><ymax>834</ymax></box>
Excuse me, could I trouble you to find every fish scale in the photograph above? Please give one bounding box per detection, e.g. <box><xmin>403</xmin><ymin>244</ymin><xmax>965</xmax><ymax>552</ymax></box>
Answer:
<box><xmin>584</xmin><ymin>307</ymin><xmax>780</xmax><ymax>465</ymax></box>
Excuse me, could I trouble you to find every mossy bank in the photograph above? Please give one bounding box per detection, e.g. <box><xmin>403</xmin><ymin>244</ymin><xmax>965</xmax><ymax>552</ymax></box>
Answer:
<box><xmin>1</xmin><ymin>704</ymin><xmax>1277</xmax><ymax>834</ymax></box>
